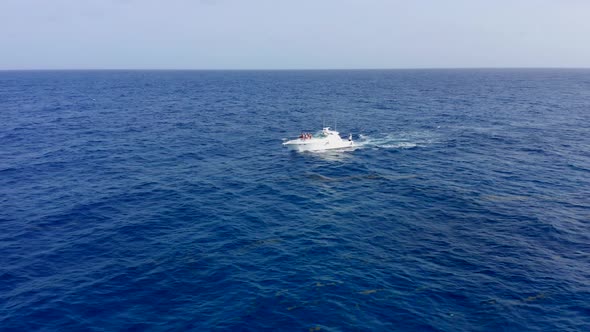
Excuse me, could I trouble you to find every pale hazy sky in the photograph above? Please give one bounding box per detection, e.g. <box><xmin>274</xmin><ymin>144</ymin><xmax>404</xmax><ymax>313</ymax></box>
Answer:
<box><xmin>1</xmin><ymin>0</ymin><xmax>589</xmax><ymax>69</ymax></box>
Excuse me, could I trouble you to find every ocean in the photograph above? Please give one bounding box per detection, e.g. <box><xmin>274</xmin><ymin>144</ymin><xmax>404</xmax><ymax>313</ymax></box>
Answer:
<box><xmin>1</xmin><ymin>69</ymin><xmax>589</xmax><ymax>331</ymax></box>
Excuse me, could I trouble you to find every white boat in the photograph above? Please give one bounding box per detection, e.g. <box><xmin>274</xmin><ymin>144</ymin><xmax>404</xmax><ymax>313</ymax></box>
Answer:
<box><xmin>283</xmin><ymin>127</ymin><xmax>354</xmax><ymax>152</ymax></box>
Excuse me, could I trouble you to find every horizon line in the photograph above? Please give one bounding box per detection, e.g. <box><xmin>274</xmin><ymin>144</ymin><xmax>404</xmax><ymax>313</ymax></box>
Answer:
<box><xmin>1</xmin><ymin>66</ymin><xmax>590</xmax><ymax>72</ymax></box>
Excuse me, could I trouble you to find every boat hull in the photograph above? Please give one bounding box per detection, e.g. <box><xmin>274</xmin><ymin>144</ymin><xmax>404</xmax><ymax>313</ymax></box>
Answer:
<box><xmin>283</xmin><ymin>139</ymin><xmax>354</xmax><ymax>152</ymax></box>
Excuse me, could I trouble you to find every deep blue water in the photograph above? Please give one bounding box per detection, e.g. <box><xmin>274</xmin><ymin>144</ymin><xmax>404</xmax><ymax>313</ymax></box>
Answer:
<box><xmin>1</xmin><ymin>69</ymin><xmax>590</xmax><ymax>331</ymax></box>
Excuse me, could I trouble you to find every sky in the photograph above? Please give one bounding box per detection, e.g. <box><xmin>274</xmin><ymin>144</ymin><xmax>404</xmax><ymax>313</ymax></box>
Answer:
<box><xmin>1</xmin><ymin>0</ymin><xmax>589</xmax><ymax>70</ymax></box>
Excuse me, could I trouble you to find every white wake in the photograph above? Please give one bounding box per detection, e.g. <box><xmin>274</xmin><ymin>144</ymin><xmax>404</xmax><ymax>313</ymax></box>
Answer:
<box><xmin>355</xmin><ymin>131</ymin><xmax>436</xmax><ymax>150</ymax></box>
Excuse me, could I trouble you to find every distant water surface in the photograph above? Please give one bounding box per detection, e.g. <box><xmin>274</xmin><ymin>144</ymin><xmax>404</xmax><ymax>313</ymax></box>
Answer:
<box><xmin>1</xmin><ymin>69</ymin><xmax>589</xmax><ymax>331</ymax></box>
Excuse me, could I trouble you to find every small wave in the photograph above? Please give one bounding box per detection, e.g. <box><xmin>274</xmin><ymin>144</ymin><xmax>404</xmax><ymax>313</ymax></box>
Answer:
<box><xmin>307</xmin><ymin>149</ymin><xmax>356</xmax><ymax>161</ymax></box>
